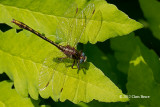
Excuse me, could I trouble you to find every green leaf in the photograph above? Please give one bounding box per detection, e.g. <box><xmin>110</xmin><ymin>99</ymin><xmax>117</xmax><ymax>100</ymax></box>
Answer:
<box><xmin>83</xmin><ymin>43</ymin><xmax>119</xmax><ymax>84</ymax></box>
<box><xmin>139</xmin><ymin>0</ymin><xmax>160</xmax><ymax>40</ymax></box>
<box><xmin>111</xmin><ymin>33</ymin><xmax>138</xmax><ymax>74</ymax></box>
<box><xmin>0</xmin><ymin>0</ymin><xmax>81</xmax><ymax>16</ymax></box>
<box><xmin>0</xmin><ymin>30</ymin><xmax>53</xmax><ymax>99</ymax></box>
<box><xmin>0</xmin><ymin>80</ymin><xmax>40</xmax><ymax>107</ymax></box>
<box><xmin>0</xmin><ymin>0</ymin><xmax>144</xmax><ymax>104</ymax></box>
<box><xmin>111</xmin><ymin>33</ymin><xmax>160</xmax><ymax>83</ymax></box>
<box><xmin>127</xmin><ymin>46</ymin><xmax>160</xmax><ymax>107</ymax></box>
<box><xmin>0</xmin><ymin>0</ymin><xmax>142</xmax><ymax>44</ymax></box>
<box><xmin>0</xmin><ymin>29</ymin><xmax>128</xmax><ymax>103</ymax></box>
<box><xmin>111</xmin><ymin>33</ymin><xmax>160</xmax><ymax>106</ymax></box>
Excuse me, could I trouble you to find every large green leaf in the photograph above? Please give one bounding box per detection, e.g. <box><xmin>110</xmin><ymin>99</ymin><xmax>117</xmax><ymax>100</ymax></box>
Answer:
<box><xmin>111</xmin><ymin>33</ymin><xmax>160</xmax><ymax>84</ymax></box>
<box><xmin>0</xmin><ymin>0</ymin><xmax>143</xmax><ymax>44</ymax></box>
<box><xmin>111</xmin><ymin>33</ymin><xmax>139</xmax><ymax>74</ymax></box>
<box><xmin>0</xmin><ymin>0</ymin><xmax>81</xmax><ymax>16</ymax></box>
<box><xmin>139</xmin><ymin>0</ymin><xmax>160</xmax><ymax>40</ymax></box>
<box><xmin>0</xmin><ymin>0</ymin><xmax>143</xmax><ymax>104</ymax></box>
<box><xmin>111</xmin><ymin>33</ymin><xmax>160</xmax><ymax>106</ymax></box>
<box><xmin>0</xmin><ymin>80</ymin><xmax>40</xmax><ymax>107</ymax></box>
<box><xmin>0</xmin><ymin>29</ymin><xmax>128</xmax><ymax>103</ymax></box>
<box><xmin>83</xmin><ymin>44</ymin><xmax>118</xmax><ymax>82</ymax></box>
<box><xmin>127</xmin><ymin>46</ymin><xmax>160</xmax><ymax>107</ymax></box>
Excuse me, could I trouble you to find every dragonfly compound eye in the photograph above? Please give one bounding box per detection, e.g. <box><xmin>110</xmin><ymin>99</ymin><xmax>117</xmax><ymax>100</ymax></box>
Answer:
<box><xmin>80</xmin><ymin>55</ymin><xmax>87</xmax><ymax>63</ymax></box>
<box><xmin>81</xmin><ymin>52</ymin><xmax>85</xmax><ymax>56</ymax></box>
<box><xmin>80</xmin><ymin>59</ymin><xmax>84</xmax><ymax>63</ymax></box>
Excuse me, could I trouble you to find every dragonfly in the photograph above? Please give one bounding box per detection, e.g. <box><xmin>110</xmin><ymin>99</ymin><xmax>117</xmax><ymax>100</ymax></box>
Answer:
<box><xmin>12</xmin><ymin>18</ymin><xmax>87</xmax><ymax>69</ymax></box>
<box><xmin>12</xmin><ymin>4</ymin><xmax>102</xmax><ymax>91</ymax></box>
<box><xmin>12</xmin><ymin>4</ymin><xmax>97</xmax><ymax>70</ymax></box>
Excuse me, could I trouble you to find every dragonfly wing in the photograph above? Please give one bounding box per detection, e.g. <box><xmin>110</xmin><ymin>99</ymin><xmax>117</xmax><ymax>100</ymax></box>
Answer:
<box><xmin>56</xmin><ymin>3</ymin><xmax>97</xmax><ymax>47</ymax></box>
<box><xmin>73</xmin><ymin>3</ymin><xmax>95</xmax><ymax>47</ymax></box>
<box><xmin>56</xmin><ymin>19</ymin><xmax>68</xmax><ymax>44</ymax></box>
<box><xmin>70</xmin><ymin>8</ymin><xmax>85</xmax><ymax>47</ymax></box>
<box><xmin>56</xmin><ymin>4</ymin><xmax>78</xmax><ymax>45</ymax></box>
<box><xmin>85</xmin><ymin>10</ymin><xmax>102</xmax><ymax>43</ymax></box>
<box><xmin>82</xmin><ymin>3</ymin><xmax>95</xmax><ymax>24</ymax></box>
<box><xmin>39</xmin><ymin>50</ymin><xmax>65</xmax><ymax>91</ymax></box>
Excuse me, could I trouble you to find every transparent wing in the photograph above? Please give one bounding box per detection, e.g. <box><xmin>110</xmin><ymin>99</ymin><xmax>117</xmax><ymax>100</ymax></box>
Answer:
<box><xmin>39</xmin><ymin>49</ymin><xmax>74</xmax><ymax>91</ymax></box>
<box><xmin>55</xmin><ymin>4</ymin><xmax>78</xmax><ymax>45</ymax></box>
<box><xmin>71</xmin><ymin>8</ymin><xmax>86</xmax><ymax>47</ymax></box>
<box><xmin>39</xmin><ymin>50</ymin><xmax>64</xmax><ymax>91</ymax></box>
<box><xmin>85</xmin><ymin>10</ymin><xmax>102</xmax><ymax>43</ymax></box>
<box><xmin>56</xmin><ymin>3</ymin><xmax>96</xmax><ymax>47</ymax></box>
<box><xmin>73</xmin><ymin>3</ymin><xmax>95</xmax><ymax>47</ymax></box>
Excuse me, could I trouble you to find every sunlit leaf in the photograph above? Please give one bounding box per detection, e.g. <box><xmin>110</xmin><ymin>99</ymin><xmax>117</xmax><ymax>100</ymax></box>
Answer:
<box><xmin>0</xmin><ymin>29</ymin><xmax>128</xmax><ymax>103</ymax></box>
<box><xmin>0</xmin><ymin>80</ymin><xmax>40</xmax><ymax>107</ymax></box>
<box><xmin>0</xmin><ymin>0</ymin><xmax>142</xmax><ymax>44</ymax></box>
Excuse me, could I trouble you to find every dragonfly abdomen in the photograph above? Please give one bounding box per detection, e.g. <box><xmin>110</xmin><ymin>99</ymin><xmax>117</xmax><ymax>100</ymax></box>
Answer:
<box><xmin>12</xmin><ymin>19</ymin><xmax>62</xmax><ymax>50</ymax></box>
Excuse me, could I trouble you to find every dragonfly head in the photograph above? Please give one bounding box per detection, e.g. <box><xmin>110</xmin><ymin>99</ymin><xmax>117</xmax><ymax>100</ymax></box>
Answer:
<box><xmin>80</xmin><ymin>52</ymin><xmax>87</xmax><ymax>63</ymax></box>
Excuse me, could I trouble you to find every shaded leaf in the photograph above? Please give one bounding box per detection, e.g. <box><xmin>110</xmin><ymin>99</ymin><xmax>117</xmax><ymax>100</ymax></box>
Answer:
<box><xmin>127</xmin><ymin>46</ymin><xmax>160</xmax><ymax>107</ymax></box>
<box><xmin>111</xmin><ymin>33</ymin><xmax>138</xmax><ymax>74</ymax></box>
<box><xmin>87</xmin><ymin>101</ymin><xmax>127</xmax><ymax>107</ymax></box>
<box><xmin>139</xmin><ymin>0</ymin><xmax>160</xmax><ymax>40</ymax></box>
<box><xmin>111</xmin><ymin>33</ymin><xmax>160</xmax><ymax>106</ymax></box>
<box><xmin>83</xmin><ymin>43</ymin><xmax>119</xmax><ymax>84</ymax></box>
<box><xmin>111</xmin><ymin>33</ymin><xmax>160</xmax><ymax>83</ymax></box>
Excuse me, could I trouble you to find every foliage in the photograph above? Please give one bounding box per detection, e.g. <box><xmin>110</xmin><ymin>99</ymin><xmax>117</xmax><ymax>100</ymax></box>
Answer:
<box><xmin>0</xmin><ymin>80</ymin><xmax>40</xmax><ymax>107</ymax></box>
<box><xmin>111</xmin><ymin>33</ymin><xmax>160</xmax><ymax>107</ymax></box>
<box><xmin>139</xmin><ymin>0</ymin><xmax>160</xmax><ymax>40</ymax></box>
<box><xmin>0</xmin><ymin>0</ymin><xmax>159</xmax><ymax>107</ymax></box>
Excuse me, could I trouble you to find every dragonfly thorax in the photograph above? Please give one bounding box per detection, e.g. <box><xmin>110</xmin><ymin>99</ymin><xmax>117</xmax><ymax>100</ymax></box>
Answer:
<box><xmin>60</xmin><ymin>45</ymin><xmax>87</xmax><ymax>63</ymax></box>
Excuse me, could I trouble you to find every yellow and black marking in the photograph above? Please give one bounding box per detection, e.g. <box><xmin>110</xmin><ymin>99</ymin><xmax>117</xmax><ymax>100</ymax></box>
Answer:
<box><xmin>12</xmin><ymin>19</ymin><xmax>61</xmax><ymax>49</ymax></box>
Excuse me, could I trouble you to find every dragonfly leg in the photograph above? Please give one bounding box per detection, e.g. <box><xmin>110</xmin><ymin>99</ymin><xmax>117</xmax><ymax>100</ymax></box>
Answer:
<box><xmin>72</xmin><ymin>60</ymin><xmax>75</xmax><ymax>69</ymax></box>
<box><xmin>77</xmin><ymin>60</ymin><xmax>80</xmax><ymax>70</ymax></box>
<box><xmin>58</xmin><ymin>57</ymin><xmax>68</xmax><ymax>61</ymax></box>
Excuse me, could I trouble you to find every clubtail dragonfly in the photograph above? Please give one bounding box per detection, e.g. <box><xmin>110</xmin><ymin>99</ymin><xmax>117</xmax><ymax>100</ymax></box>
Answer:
<box><xmin>12</xmin><ymin>4</ymin><xmax>97</xmax><ymax>70</ymax></box>
<box><xmin>12</xmin><ymin>3</ymin><xmax>102</xmax><ymax>90</ymax></box>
